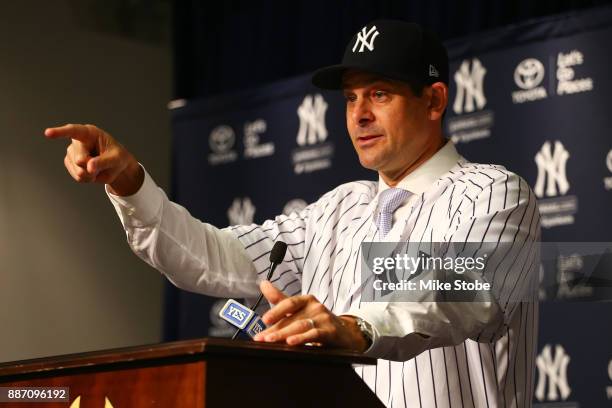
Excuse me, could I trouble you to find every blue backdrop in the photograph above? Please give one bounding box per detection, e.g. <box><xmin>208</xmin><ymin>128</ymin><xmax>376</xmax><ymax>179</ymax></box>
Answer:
<box><xmin>168</xmin><ymin>7</ymin><xmax>612</xmax><ymax>407</ymax></box>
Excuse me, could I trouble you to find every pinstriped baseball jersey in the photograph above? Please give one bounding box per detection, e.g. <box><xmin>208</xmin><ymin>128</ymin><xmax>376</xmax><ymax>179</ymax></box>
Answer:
<box><xmin>108</xmin><ymin>141</ymin><xmax>540</xmax><ymax>408</ymax></box>
<box><xmin>229</xmin><ymin>142</ymin><xmax>540</xmax><ymax>407</ymax></box>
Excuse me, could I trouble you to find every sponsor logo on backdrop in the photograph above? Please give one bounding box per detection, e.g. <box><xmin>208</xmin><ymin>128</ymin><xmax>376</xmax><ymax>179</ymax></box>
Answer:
<box><xmin>512</xmin><ymin>58</ymin><xmax>548</xmax><ymax>104</ymax></box>
<box><xmin>604</xmin><ymin>149</ymin><xmax>612</xmax><ymax>191</ymax></box>
<box><xmin>283</xmin><ymin>198</ymin><xmax>308</xmax><ymax>216</ymax></box>
<box><xmin>227</xmin><ymin>197</ymin><xmax>256</xmax><ymax>225</ymax></box>
<box><xmin>607</xmin><ymin>359</ymin><xmax>612</xmax><ymax>400</ymax></box>
<box><xmin>243</xmin><ymin>119</ymin><xmax>274</xmax><ymax>159</ymax></box>
<box><xmin>352</xmin><ymin>25</ymin><xmax>379</xmax><ymax>53</ymax></box>
<box><xmin>209</xmin><ymin>299</ymin><xmax>234</xmax><ymax>337</ymax></box>
<box><xmin>536</xmin><ymin>344</ymin><xmax>573</xmax><ymax>403</ymax></box>
<box><xmin>557</xmin><ymin>50</ymin><xmax>594</xmax><ymax>95</ymax></box>
<box><xmin>208</xmin><ymin>125</ymin><xmax>238</xmax><ymax>165</ymax></box>
<box><xmin>447</xmin><ymin>58</ymin><xmax>494</xmax><ymax>144</ymax></box>
<box><xmin>292</xmin><ymin>94</ymin><xmax>334</xmax><ymax>174</ymax></box>
<box><xmin>556</xmin><ymin>253</ymin><xmax>593</xmax><ymax>299</ymax></box>
<box><xmin>534</xmin><ymin>140</ymin><xmax>577</xmax><ymax>228</ymax></box>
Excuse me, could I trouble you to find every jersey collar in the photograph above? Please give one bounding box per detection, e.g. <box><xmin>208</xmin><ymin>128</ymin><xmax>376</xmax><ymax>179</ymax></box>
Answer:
<box><xmin>377</xmin><ymin>139</ymin><xmax>462</xmax><ymax>195</ymax></box>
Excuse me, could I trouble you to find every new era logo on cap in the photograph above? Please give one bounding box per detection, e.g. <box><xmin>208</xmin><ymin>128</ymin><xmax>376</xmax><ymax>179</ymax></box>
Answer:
<box><xmin>429</xmin><ymin>64</ymin><xmax>439</xmax><ymax>78</ymax></box>
<box><xmin>352</xmin><ymin>25</ymin><xmax>380</xmax><ymax>53</ymax></box>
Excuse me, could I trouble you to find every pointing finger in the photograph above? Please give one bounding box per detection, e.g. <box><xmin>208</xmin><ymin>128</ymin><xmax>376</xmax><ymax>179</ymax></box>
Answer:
<box><xmin>44</xmin><ymin>124</ymin><xmax>100</xmax><ymax>144</ymax></box>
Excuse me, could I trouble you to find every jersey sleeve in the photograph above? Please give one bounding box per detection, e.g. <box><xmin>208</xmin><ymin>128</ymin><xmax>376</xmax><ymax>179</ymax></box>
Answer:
<box><xmin>107</xmin><ymin>166</ymin><xmax>260</xmax><ymax>299</ymax></box>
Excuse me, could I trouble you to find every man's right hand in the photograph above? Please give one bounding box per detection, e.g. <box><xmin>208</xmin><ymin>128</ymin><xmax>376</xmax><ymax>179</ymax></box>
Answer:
<box><xmin>45</xmin><ymin>124</ymin><xmax>144</xmax><ymax>196</ymax></box>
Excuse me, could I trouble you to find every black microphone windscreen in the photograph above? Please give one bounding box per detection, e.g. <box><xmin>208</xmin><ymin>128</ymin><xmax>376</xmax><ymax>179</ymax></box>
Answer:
<box><xmin>269</xmin><ymin>241</ymin><xmax>288</xmax><ymax>264</ymax></box>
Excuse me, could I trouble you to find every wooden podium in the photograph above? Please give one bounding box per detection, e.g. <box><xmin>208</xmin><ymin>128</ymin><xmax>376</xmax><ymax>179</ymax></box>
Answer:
<box><xmin>0</xmin><ymin>338</ymin><xmax>383</xmax><ymax>407</ymax></box>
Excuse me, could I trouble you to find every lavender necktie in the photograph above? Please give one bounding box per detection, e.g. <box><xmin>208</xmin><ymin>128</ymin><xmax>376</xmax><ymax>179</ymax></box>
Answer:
<box><xmin>376</xmin><ymin>188</ymin><xmax>411</xmax><ymax>238</ymax></box>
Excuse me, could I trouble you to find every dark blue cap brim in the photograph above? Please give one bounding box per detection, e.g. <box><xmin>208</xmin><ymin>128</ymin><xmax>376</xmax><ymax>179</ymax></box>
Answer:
<box><xmin>312</xmin><ymin>64</ymin><xmax>431</xmax><ymax>90</ymax></box>
<box><xmin>311</xmin><ymin>64</ymin><xmax>349</xmax><ymax>90</ymax></box>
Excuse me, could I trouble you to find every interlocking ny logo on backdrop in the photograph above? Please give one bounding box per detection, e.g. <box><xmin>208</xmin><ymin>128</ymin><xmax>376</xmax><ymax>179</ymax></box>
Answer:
<box><xmin>453</xmin><ymin>58</ymin><xmax>487</xmax><ymax>114</ymax></box>
<box><xmin>446</xmin><ymin>58</ymin><xmax>493</xmax><ymax>144</ymax></box>
<box><xmin>296</xmin><ymin>94</ymin><xmax>328</xmax><ymax>146</ymax></box>
<box><xmin>283</xmin><ymin>198</ymin><xmax>307</xmax><ymax>216</ymax></box>
<box><xmin>227</xmin><ymin>197</ymin><xmax>255</xmax><ymax>225</ymax></box>
<box><xmin>352</xmin><ymin>25</ymin><xmax>379</xmax><ymax>53</ymax></box>
<box><xmin>536</xmin><ymin>344</ymin><xmax>571</xmax><ymax>402</ymax></box>
<box><xmin>292</xmin><ymin>94</ymin><xmax>334</xmax><ymax>174</ymax></box>
<box><xmin>533</xmin><ymin>140</ymin><xmax>577</xmax><ymax>228</ymax></box>
<box><xmin>534</xmin><ymin>141</ymin><xmax>570</xmax><ymax>198</ymax></box>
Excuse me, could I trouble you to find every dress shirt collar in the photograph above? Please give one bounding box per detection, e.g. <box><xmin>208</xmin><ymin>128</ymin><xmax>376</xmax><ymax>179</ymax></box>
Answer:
<box><xmin>377</xmin><ymin>139</ymin><xmax>462</xmax><ymax>195</ymax></box>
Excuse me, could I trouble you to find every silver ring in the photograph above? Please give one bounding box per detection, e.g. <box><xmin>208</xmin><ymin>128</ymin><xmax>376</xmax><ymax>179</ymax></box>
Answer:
<box><xmin>306</xmin><ymin>318</ymin><xmax>315</xmax><ymax>329</ymax></box>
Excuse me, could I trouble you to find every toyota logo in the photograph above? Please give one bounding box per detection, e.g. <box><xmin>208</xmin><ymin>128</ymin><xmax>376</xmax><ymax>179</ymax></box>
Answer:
<box><xmin>514</xmin><ymin>58</ymin><xmax>545</xmax><ymax>90</ymax></box>
<box><xmin>209</xmin><ymin>125</ymin><xmax>235</xmax><ymax>153</ymax></box>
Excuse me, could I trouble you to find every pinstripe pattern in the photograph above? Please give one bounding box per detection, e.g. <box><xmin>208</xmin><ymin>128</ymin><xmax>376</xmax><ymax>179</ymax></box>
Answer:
<box><xmin>231</xmin><ymin>155</ymin><xmax>540</xmax><ymax>407</ymax></box>
<box><xmin>109</xmin><ymin>142</ymin><xmax>539</xmax><ymax>408</ymax></box>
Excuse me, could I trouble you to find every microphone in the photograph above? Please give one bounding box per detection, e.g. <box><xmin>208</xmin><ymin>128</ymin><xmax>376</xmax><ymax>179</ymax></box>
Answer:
<box><xmin>250</xmin><ymin>241</ymin><xmax>288</xmax><ymax>312</ymax></box>
<box><xmin>229</xmin><ymin>241</ymin><xmax>288</xmax><ymax>340</ymax></box>
<box><xmin>266</xmin><ymin>241</ymin><xmax>289</xmax><ymax>280</ymax></box>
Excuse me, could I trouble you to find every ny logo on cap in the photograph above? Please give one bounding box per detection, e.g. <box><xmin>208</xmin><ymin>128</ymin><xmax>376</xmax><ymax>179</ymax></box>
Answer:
<box><xmin>352</xmin><ymin>25</ymin><xmax>379</xmax><ymax>53</ymax></box>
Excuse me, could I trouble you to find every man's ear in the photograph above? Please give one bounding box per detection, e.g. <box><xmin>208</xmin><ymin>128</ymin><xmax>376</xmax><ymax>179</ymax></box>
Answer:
<box><xmin>428</xmin><ymin>82</ymin><xmax>448</xmax><ymax>121</ymax></box>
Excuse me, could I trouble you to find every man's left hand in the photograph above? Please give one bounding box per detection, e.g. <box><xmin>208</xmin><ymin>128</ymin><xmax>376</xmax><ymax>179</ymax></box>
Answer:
<box><xmin>253</xmin><ymin>281</ymin><xmax>368</xmax><ymax>352</ymax></box>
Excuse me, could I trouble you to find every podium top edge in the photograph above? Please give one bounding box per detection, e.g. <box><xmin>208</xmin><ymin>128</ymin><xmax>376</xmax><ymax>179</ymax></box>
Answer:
<box><xmin>0</xmin><ymin>337</ymin><xmax>376</xmax><ymax>379</ymax></box>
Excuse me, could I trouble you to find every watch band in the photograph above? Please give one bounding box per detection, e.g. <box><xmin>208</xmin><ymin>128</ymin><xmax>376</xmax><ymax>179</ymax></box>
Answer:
<box><xmin>354</xmin><ymin>317</ymin><xmax>374</xmax><ymax>349</ymax></box>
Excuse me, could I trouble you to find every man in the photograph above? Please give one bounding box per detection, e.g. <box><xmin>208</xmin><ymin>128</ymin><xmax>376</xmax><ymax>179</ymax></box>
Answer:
<box><xmin>46</xmin><ymin>20</ymin><xmax>540</xmax><ymax>408</ymax></box>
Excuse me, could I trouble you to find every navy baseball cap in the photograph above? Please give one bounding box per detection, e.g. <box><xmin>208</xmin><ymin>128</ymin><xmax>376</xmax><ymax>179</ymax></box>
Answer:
<box><xmin>312</xmin><ymin>20</ymin><xmax>449</xmax><ymax>90</ymax></box>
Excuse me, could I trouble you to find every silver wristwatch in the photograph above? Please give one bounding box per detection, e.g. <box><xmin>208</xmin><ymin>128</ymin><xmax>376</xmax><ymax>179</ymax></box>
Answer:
<box><xmin>354</xmin><ymin>317</ymin><xmax>374</xmax><ymax>349</ymax></box>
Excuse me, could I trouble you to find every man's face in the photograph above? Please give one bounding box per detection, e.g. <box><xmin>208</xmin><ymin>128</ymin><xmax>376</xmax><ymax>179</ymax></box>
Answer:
<box><xmin>343</xmin><ymin>70</ymin><xmax>437</xmax><ymax>181</ymax></box>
